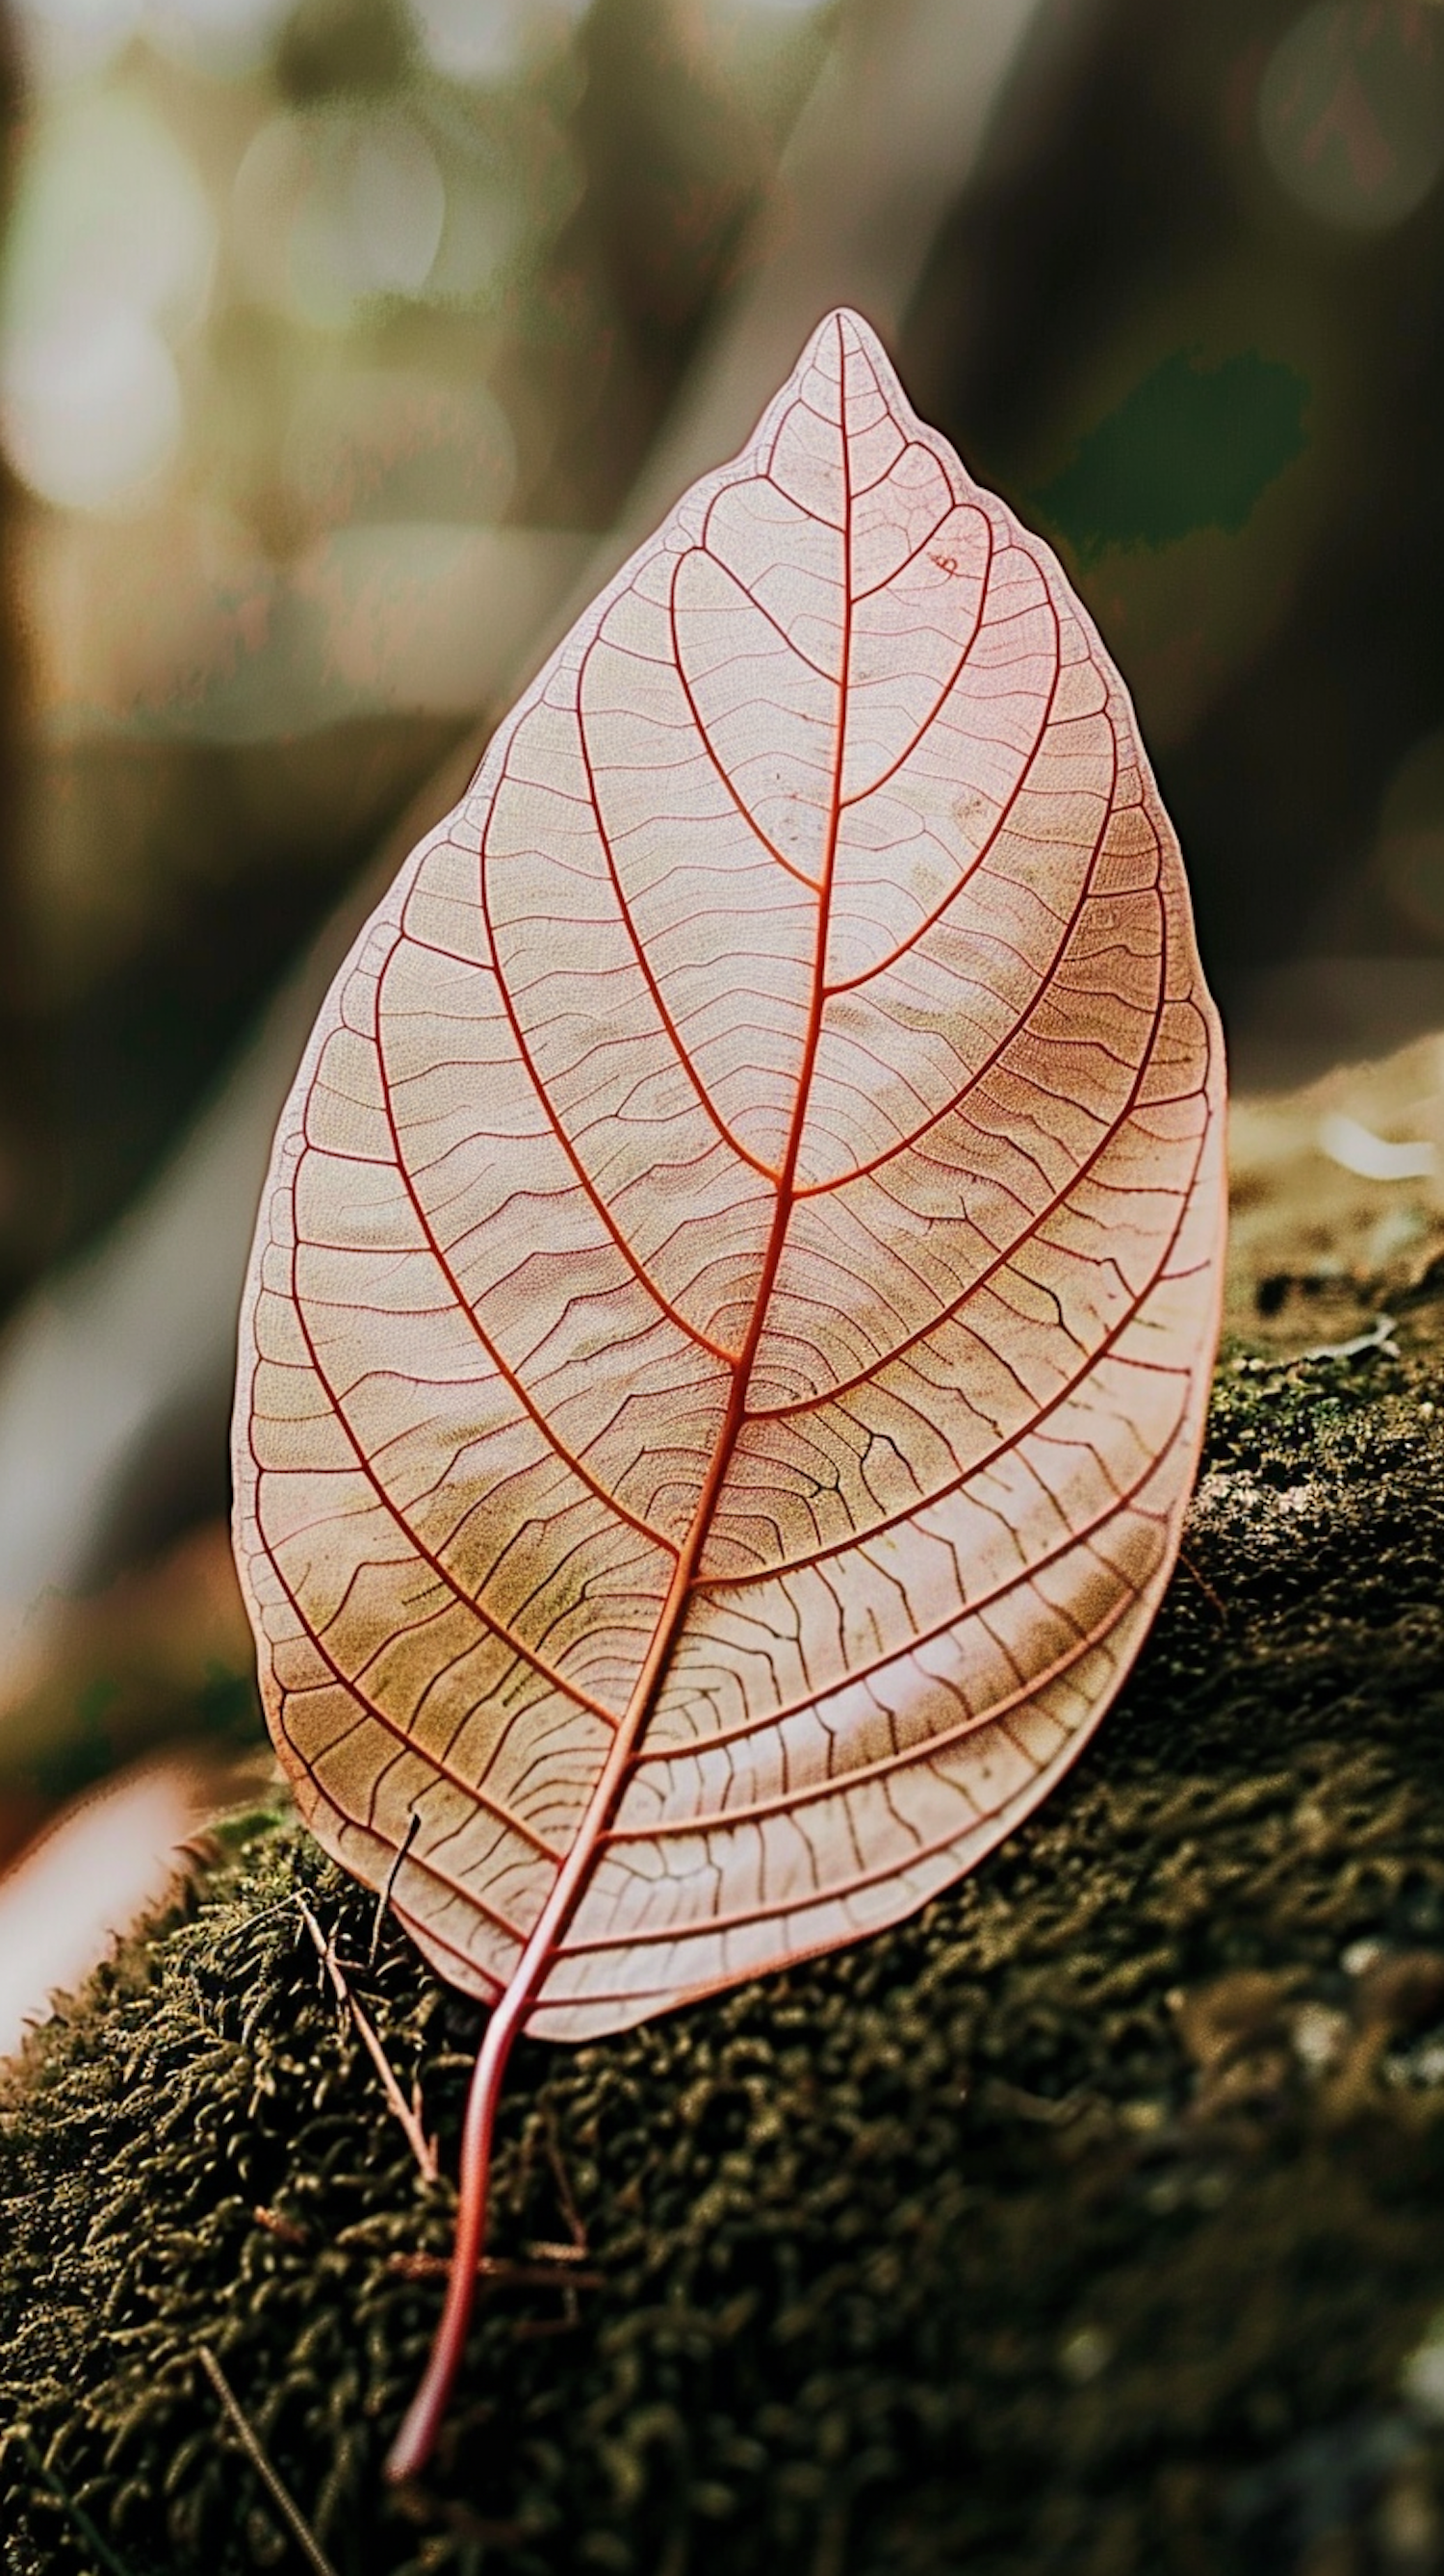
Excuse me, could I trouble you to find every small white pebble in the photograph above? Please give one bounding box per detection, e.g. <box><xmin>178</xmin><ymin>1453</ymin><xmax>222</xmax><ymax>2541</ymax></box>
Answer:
<box><xmin>1422</xmin><ymin>1402</ymin><xmax>1436</xmax><ymax>1422</ymax></box>
<box><xmin>1402</xmin><ymin>2317</ymin><xmax>1444</xmax><ymax>2424</ymax></box>
<box><xmin>1292</xmin><ymin>2002</ymin><xmax>1348</xmax><ymax>2074</ymax></box>
<box><xmin>1059</xmin><ymin>2325</ymin><xmax>1112</xmax><ymax>2385</ymax></box>
<box><xmin>1342</xmin><ymin>1939</ymin><xmax>1387</xmax><ymax>1976</ymax></box>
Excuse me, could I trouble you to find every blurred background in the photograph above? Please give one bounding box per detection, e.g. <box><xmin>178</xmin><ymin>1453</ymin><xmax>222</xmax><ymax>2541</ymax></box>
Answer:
<box><xmin>1</xmin><ymin>0</ymin><xmax>1443</xmax><ymax>2028</ymax></box>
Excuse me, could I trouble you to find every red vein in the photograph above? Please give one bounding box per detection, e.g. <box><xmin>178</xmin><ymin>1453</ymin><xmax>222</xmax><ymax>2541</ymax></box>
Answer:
<box><xmin>665</xmin><ymin>560</ymin><xmax>824</xmax><ymax>894</ymax></box>
<box><xmin>702</xmin><ymin>1101</ymin><xmax>1205</xmax><ymax>1590</ymax></box>
<box><xmin>595</xmin><ymin>1569</ymin><xmax>1146</xmax><ymax>1861</ymax></box>
<box><xmin>473</xmin><ymin>773</ymin><xmax>742</xmax><ymax>1368</ymax></box>
<box><xmin>372</xmin><ymin>938</ymin><xmax>683</xmax><ymax>1557</ymax></box>
<box><xmin>632</xmin><ymin>1415</ymin><xmax>1184</xmax><ymax>1765</ymax></box>
<box><xmin>574</xmin><ymin>622</ymin><xmax>783</xmax><ymax>1180</ymax></box>
<box><xmin>823</xmin><ymin>597</ymin><xmax>1060</xmax><ymax>1002</ymax></box>
<box><xmin>280</xmin><ymin>1208</ymin><xmax>628</xmax><ymax>1731</ymax></box>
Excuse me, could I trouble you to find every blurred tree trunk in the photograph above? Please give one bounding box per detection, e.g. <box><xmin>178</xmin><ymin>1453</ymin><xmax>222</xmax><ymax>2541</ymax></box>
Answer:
<box><xmin>0</xmin><ymin>4</ymin><xmax>40</xmax><ymax>1316</ymax></box>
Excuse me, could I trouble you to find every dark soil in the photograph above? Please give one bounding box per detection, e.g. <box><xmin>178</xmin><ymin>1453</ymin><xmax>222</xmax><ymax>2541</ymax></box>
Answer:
<box><xmin>5</xmin><ymin>1275</ymin><xmax>1444</xmax><ymax>2576</ymax></box>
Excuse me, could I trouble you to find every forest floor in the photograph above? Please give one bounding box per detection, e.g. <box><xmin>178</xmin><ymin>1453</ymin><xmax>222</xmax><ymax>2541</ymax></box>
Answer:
<box><xmin>5</xmin><ymin>1053</ymin><xmax>1444</xmax><ymax>2576</ymax></box>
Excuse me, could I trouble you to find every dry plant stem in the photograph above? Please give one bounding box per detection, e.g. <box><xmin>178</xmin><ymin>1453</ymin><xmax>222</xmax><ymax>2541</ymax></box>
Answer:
<box><xmin>543</xmin><ymin>2106</ymin><xmax>588</xmax><ymax>2252</ymax></box>
<box><xmin>1176</xmin><ymin>1544</ymin><xmax>1227</xmax><ymax>1625</ymax></box>
<box><xmin>385</xmin><ymin>2252</ymin><xmax>604</xmax><ymax>2287</ymax></box>
<box><xmin>196</xmin><ymin>2346</ymin><xmax>340</xmax><ymax>2576</ymax></box>
<box><xmin>370</xmin><ymin>1809</ymin><xmax>420</xmax><ymax>1964</ymax></box>
<box><xmin>18</xmin><ymin>2432</ymin><xmax>136</xmax><ymax>2576</ymax></box>
<box><xmin>294</xmin><ymin>1894</ymin><xmax>439</xmax><ymax>2185</ymax></box>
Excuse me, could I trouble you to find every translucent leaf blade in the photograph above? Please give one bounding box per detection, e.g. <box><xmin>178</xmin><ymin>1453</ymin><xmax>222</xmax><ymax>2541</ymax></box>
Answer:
<box><xmin>232</xmin><ymin>307</ymin><xmax>1225</xmax><ymax>2046</ymax></box>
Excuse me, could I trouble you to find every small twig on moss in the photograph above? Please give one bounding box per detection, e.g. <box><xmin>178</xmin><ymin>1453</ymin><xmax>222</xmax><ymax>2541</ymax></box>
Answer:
<box><xmin>15</xmin><ymin>2430</ymin><xmax>136</xmax><ymax>2576</ymax></box>
<box><xmin>1176</xmin><ymin>1543</ymin><xmax>1227</xmax><ymax>1626</ymax></box>
<box><xmin>1233</xmin><ymin>1312</ymin><xmax>1400</xmax><ymax>1373</ymax></box>
<box><xmin>196</xmin><ymin>2347</ymin><xmax>339</xmax><ymax>2576</ymax></box>
<box><xmin>253</xmin><ymin>2203</ymin><xmax>310</xmax><ymax>2248</ymax></box>
<box><xmin>211</xmin><ymin>1892</ymin><xmax>310</xmax><ymax>1951</ymax></box>
<box><xmin>294</xmin><ymin>1893</ymin><xmax>439</xmax><ymax>2183</ymax></box>
<box><xmin>385</xmin><ymin>2250</ymin><xmax>605</xmax><ymax>2288</ymax></box>
<box><xmin>369</xmin><ymin>1810</ymin><xmax>421</xmax><ymax>1964</ymax></box>
<box><xmin>1298</xmin><ymin>1312</ymin><xmax>1400</xmax><ymax>1364</ymax></box>
<box><xmin>543</xmin><ymin>2103</ymin><xmax>588</xmax><ymax>2253</ymax></box>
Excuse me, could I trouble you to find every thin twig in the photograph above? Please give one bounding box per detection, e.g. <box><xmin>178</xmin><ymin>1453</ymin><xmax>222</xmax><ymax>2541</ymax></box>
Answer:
<box><xmin>16</xmin><ymin>2432</ymin><xmax>136</xmax><ymax>2576</ymax></box>
<box><xmin>252</xmin><ymin>2204</ymin><xmax>310</xmax><ymax>2248</ymax></box>
<box><xmin>1176</xmin><ymin>1543</ymin><xmax>1227</xmax><ymax>1626</ymax></box>
<box><xmin>295</xmin><ymin>1893</ymin><xmax>439</xmax><ymax>2184</ymax></box>
<box><xmin>1297</xmin><ymin>1312</ymin><xmax>1400</xmax><ymax>1364</ymax></box>
<box><xmin>1234</xmin><ymin>1312</ymin><xmax>1400</xmax><ymax>1372</ymax></box>
<box><xmin>369</xmin><ymin>1810</ymin><xmax>420</xmax><ymax>1965</ymax></box>
<box><xmin>543</xmin><ymin>2104</ymin><xmax>588</xmax><ymax>2254</ymax></box>
<box><xmin>195</xmin><ymin>2349</ymin><xmax>340</xmax><ymax>2576</ymax></box>
<box><xmin>210</xmin><ymin>1892</ymin><xmax>311</xmax><ymax>1954</ymax></box>
<box><xmin>385</xmin><ymin>2251</ymin><xmax>604</xmax><ymax>2289</ymax></box>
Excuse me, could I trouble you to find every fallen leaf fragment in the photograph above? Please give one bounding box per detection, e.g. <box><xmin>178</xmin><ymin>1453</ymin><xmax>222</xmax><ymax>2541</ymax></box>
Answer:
<box><xmin>0</xmin><ymin>1755</ymin><xmax>227</xmax><ymax>2060</ymax></box>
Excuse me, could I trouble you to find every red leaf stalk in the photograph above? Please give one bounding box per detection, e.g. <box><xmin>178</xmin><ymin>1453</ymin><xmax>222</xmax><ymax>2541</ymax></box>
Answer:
<box><xmin>385</xmin><ymin>1992</ymin><xmax>521</xmax><ymax>2481</ymax></box>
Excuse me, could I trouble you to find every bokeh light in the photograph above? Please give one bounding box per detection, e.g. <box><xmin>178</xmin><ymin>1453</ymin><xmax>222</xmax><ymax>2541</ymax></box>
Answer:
<box><xmin>3</xmin><ymin>87</ymin><xmax>215</xmax><ymax>341</ymax></box>
<box><xmin>13</xmin><ymin>0</ymin><xmax>145</xmax><ymax>85</ymax></box>
<box><xmin>0</xmin><ymin>88</ymin><xmax>215</xmax><ymax>510</ymax></box>
<box><xmin>0</xmin><ymin>0</ymin><xmax>850</xmax><ymax>1301</ymax></box>
<box><xmin>405</xmin><ymin>0</ymin><xmax>588</xmax><ymax>87</ymax></box>
<box><xmin>15</xmin><ymin>0</ymin><xmax>290</xmax><ymax>83</ymax></box>
<box><xmin>1258</xmin><ymin>0</ymin><xmax>1444</xmax><ymax>232</ymax></box>
<box><xmin>2</xmin><ymin>305</ymin><xmax>182</xmax><ymax>512</ymax></box>
<box><xmin>232</xmin><ymin>106</ymin><xmax>448</xmax><ymax>329</ymax></box>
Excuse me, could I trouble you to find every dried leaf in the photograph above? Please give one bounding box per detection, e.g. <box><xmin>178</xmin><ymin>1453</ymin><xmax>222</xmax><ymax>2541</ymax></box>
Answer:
<box><xmin>231</xmin><ymin>309</ymin><xmax>1226</xmax><ymax>2471</ymax></box>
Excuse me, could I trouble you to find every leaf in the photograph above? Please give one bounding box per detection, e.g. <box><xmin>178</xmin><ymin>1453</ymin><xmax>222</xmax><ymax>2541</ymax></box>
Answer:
<box><xmin>231</xmin><ymin>308</ymin><xmax>1226</xmax><ymax>2472</ymax></box>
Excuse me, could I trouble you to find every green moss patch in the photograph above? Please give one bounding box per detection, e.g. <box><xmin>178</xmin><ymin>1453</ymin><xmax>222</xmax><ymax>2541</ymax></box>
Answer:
<box><xmin>6</xmin><ymin>1294</ymin><xmax>1444</xmax><ymax>2575</ymax></box>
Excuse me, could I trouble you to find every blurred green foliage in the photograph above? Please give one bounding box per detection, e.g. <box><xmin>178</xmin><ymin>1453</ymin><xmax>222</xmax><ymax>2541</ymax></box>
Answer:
<box><xmin>1036</xmin><ymin>347</ymin><xmax>1310</xmax><ymax>560</ymax></box>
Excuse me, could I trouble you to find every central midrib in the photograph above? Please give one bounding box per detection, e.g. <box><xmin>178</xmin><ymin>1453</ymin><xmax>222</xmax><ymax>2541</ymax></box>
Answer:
<box><xmin>505</xmin><ymin>345</ymin><xmax>858</xmax><ymax>2010</ymax></box>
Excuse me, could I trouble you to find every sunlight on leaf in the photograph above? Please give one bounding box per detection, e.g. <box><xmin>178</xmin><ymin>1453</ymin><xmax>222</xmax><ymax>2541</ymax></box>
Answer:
<box><xmin>231</xmin><ymin>307</ymin><xmax>1227</xmax><ymax>2474</ymax></box>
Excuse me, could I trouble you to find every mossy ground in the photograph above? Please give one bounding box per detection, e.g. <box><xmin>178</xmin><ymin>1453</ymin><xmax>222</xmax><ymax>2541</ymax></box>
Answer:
<box><xmin>6</xmin><ymin>1280</ymin><xmax>1444</xmax><ymax>2576</ymax></box>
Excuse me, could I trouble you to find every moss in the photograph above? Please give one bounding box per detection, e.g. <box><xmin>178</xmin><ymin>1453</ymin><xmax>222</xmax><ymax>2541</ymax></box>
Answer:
<box><xmin>6</xmin><ymin>1285</ymin><xmax>1444</xmax><ymax>2575</ymax></box>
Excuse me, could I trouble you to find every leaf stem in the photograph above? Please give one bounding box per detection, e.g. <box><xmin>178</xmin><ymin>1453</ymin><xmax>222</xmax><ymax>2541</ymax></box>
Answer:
<box><xmin>385</xmin><ymin>1992</ymin><xmax>523</xmax><ymax>2480</ymax></box>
